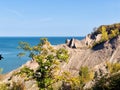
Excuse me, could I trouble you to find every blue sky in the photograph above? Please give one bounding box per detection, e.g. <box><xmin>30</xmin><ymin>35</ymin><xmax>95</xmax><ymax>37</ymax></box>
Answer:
<box><xmin>0</xmin><ymin>0</ymin><xmax>120</xmax><ymax>36</ymax></box>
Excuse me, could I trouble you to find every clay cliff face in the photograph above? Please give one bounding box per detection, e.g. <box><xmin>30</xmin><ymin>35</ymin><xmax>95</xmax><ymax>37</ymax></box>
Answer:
<box><xmin>59</xmin><ymin>23</ymin><xmax>120</xmax><ymax>76</ymax></box>
<box><xmin>56</xmin><ymin>32</ymin><xmax>120</xmax><ymax>76</ymax></box>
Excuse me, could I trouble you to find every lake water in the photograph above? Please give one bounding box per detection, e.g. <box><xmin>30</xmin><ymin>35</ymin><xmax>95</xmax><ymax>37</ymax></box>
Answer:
<box><xmin>0</xmin><ymin>37</ymin><xmax>84</xmax><ymax>74</ymax></box>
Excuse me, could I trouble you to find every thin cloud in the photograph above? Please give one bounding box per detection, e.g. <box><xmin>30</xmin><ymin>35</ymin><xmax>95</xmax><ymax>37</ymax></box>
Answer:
<box><xmin>39</xmin><ymin>17</ymin><xmax>53</xmax><ymax>22</ymax></box>
<box><xmin>25</xmin><ymin>17</ymin><xmax>53</xmax><ymax>24</ymax></box>
<box><xmin>6</xmin><ymin>8</ymin><xmax>23</xmax><ymax>17</ymax></box>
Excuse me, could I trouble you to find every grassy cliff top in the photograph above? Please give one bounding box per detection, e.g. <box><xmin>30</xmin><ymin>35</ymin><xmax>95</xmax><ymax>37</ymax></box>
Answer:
<box><xmin>93</xmin><ymin>23</ymin><xmax>120</xmax><ymax>36</ymax></box>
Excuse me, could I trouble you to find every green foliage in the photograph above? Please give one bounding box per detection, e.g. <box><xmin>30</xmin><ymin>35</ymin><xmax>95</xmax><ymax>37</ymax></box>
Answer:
<box><xmin>11</xmin><ymin>81</ymin><xmax>26</xmax><ymax>90</ymax></box>
<box><xmin>40</xmin><ymin>38</ymin><xmax>49</xmax><ymax>45</ymax></box>
<box><xmin>106</xmin><ymin>62</ymin><xmax>120</xmax><ymax>74</ymax></box>
<box><xmin>60</xmin><ymin>71</ymin><xmax>80</xmax><ymax>90</ymax></box>
<box><xmin>92</xmin><ymin>75</ymin><xmax>109</xmax><ymax>90</ymax></box>
<box><xmin>18</xmin><ymin>38</ymin><xmax>49</xmax><ymax>60</ymax></box>
<box><xmin>35</xmin><ymin>54</ymin><xmax>55</xmax><ymax>89</ymax></box>
<box><xmin>109</xmin><ymin>29</ymin><xmax>119</xmax><ymax>39</ymax></box>
<box><xmin>111</xmin><ymin>29</ymin><xmax>119</xmax><ymax>36</ymax></box>
<box><xmin>57</xmin><ymin>48</ymin><xmax>69</xmax><ymax>62</ymax></box>
<box><xmin>34</xmin><ymin>47</ymin><xmax>69</xmax><ymax>89</ymax></box>
<box><xmin>0</xmin><ymin>81</ymin><xmax>25</xmax><ymax>90</ymax></box>
<box><xmin>18</xmin><ymin>41</ymin><xmax>34</xmax><ymax>59</ymax></box>
<box><xmin>108</xmin><ymin>73</ymin><xmax>120</xmax><ymax>90</ymax></box>
<box><xmin>18</xmin><ymin>41</ymin><xmax>32</xmax><ymax>51</ymax></box>
<box><xmin>92</xmin><ymin>72</ymin><xmax>120</xmax><ymax>90</ymax></box>
<box><xmin>0</xmin><ymin>83</ymin><xmax>8</xmax><ymax>90</ymax></box>
<box><xmin>18</xmin><ymin>38</ymin><xmax>69</xmax><ymax>90</ymax></box>
<box><xmin>59</xmin><ymin>66</ymin><xmax>94</xmax><ymax>90</ymax></box>
<box><xmin>79</xmin><ymin>66</ymin><xmax>94</xmax><ymax>89</ymax></box>
<box><xmin>17</xmin><ymin>52</ymin><xmax>25</xmax><ymax>57</ymax></box>
<box><xmin>91</xmin><ymin>23</ymin><xmax>120</xmax><ymax>48</ymax></box>
<box><xmin>92</xmin><ymin>62</ymin><xmax>120</xmax><ymax>90</ymax></box>
<box><xmin>16</xmin><ymin>66</ymin><xmax>34</xmax><ymax>81</ymax></box>
<box><xmin>101</xmin><ymin>26</ymin><xmax>109</xmax><ymax>41</ymax></box>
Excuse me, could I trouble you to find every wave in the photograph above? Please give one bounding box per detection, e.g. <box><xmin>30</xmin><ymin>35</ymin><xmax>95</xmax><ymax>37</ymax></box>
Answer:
<box><xmin>0</xmin><ymin>51</ymin><xmax>13</xmax><ymax>55</ymax></box>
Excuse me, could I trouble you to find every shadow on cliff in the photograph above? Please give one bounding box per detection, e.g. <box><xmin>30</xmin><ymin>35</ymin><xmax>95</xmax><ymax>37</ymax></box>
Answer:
<box><xmin>92</xmin><ymin>42</ymin><xmax>105</xmax><ymax>51</ymax></box>
<box><xmin>92</xmin><ymin>37</ymin><xmax>118</xmax><ymax>51</ymax></box>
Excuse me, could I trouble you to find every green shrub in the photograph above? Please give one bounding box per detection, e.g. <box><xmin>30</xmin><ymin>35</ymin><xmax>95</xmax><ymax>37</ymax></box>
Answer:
<box><xmin>92</xmin><ymin>72</ymin><xmax>120</xmax><ymax>90</ymax></box>
<box><xmin>101</xmin><ymin>26</ymin><xmax>109</xmax><ymax>41</ymax></box>
<box><xmin>11</xmin><ymin>81</ymin><xmax>26</xmax><ymax>90</ymax></box>
<box><xmin>16</xmin><ymin>66</ymin><xmax>34</xmax><ymax>81</ymax></box>
<box><xmin>57</xmin><ymin>48</ymin><xmax>69</xmax><ymax>62</ymax></box>
<box><xmin>91</xmin><ymin>23</ymin><xmax>120</xmax><ymax>48</ymax></box>
<box><xmin>0</xmin><ymin>83</ymin><xmax>8</xmax><ymax>90</ymax></box>
<box><xmin>92</xmin><ymin>62</ymin><xmax>120</xmax><ymax>90</ymax></box>
<box><xmin>79</xmin><ymin>66</ymin><xmax>94</xmax><ymax>89</ymax></box>
<box><xmin>60</xmin><ymin>71</ymin><xmax>80</xmax><ymax>90</ymax></box>
<box><xmin>106</xmin><ymin>62</ymin><xmax>120</xmax><ymax>74</ymax></box>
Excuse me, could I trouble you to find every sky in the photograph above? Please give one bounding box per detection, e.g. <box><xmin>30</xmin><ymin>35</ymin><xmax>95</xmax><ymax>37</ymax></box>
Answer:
<box><xmin>0</xmin><ymin>0</ymin><xmax>120</xmax><ymax>36</ymax></box>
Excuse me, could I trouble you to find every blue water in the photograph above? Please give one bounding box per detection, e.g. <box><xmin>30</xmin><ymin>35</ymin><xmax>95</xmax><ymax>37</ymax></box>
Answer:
<box><xmin>0</xmin><ymin>37</ymin><xmax>84</xmax><ymax>74</ymax></box>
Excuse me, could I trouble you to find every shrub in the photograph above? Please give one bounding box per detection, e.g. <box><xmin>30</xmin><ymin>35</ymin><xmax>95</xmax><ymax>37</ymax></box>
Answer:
<box><xmin>101</xmin><ymin>26</ymin><xmax>109</xmax><ymax>41</ymax></box>
<box><xmin>0</xmin><ymin>83</ymin><xmax>8</xmax><ymax>90</ymax></box>
<box><xmin>91</xmin><ymin>23</ymin><xmax>120</xmax><ymax>48</ymax></box>
<box><xmin>11</xmin><ymin>81</ymin><xmax>26</xmax><ymax>90</ymax></box>
<box><xmin>79</xmin><ymin>66</ymin><xmax>94</xmax><ymax>89</ymax></box>
<box><xmin>106</xmin><ymin>62</ymin><xmax>120</xmax><ymax>74</ymax></box>
<box><xmin>92</xmin><ymin>72</ymin><xmax>120</xmax><ymax>90</ymax></box>
<box><xmin>92</xmin><ymin>62</ymin><xmax>120</xmax><ymax>90</ymax></box>
<box><xmin>57</xmin><ymin>48</ymin><xmax>69</xmax><ymax>62</ymax></box>
<box><xmin>16</xmin><ymin>66</ymin><xmax>34</xmax><ymax>81</ymax></box>
<box><xmin>60</xmin><ymin>71</ymin><xmax>80</xmax><ymax>90</ymax></box>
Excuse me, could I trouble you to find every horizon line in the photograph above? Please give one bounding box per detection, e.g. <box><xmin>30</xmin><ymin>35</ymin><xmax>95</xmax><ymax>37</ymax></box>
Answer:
<box><xmin>0</xmin><ymin>36</ymin><xmax>85</xmax><ymax>37</ymax></box>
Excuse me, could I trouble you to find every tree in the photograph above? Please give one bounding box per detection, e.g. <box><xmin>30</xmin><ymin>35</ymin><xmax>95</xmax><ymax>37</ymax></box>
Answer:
<box><xmin>101</xmin><ymin>26</ymin><xmax>109</xmax><ymax>41</ymax></box>
<box><xmin>18</xmin><ymin>38</ymin><xmax>50</xmax><ymax>60</ymax></box>
<box><xmin>18</xmin><ymin>38</ymin><xmax>69</xmax><ymax>90</ymax></box>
